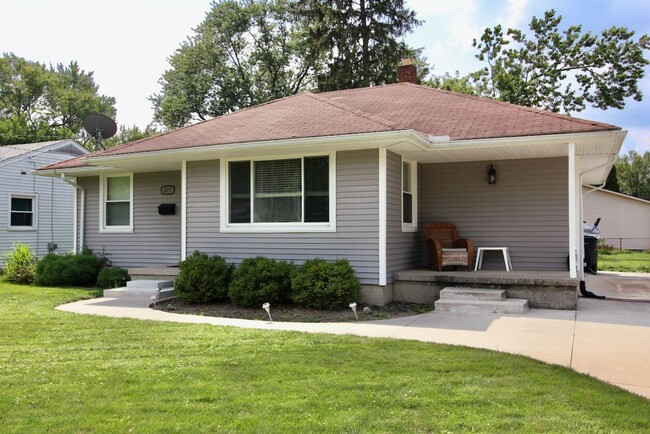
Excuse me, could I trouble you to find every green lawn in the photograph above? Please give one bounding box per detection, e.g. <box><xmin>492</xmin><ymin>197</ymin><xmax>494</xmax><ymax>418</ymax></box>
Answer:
<box><xmin>1</xmin><ymin>281</ymin><xmax>649</xmax><ymax>433</ymax></box>
<box><xmin>599</xmin><ymin>250</ymin><xmax>650</xmax><ymax>272</ymax></box>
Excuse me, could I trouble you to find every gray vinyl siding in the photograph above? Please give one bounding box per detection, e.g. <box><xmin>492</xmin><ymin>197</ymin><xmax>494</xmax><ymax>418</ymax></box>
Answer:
<box><xmin>186</xmin><ymin>150</ymin><xmax>380</xmax><ymax>284</ymax></box>
<box><xmin>0</xmin><ymin>150</ymin><xmax>79</xmax><ymax>266</ymax></box>
<box><xmin>420</xmin><ymin>157</ymin><xmax>569</xmax><ymax>270</ymax></box>
<box><xmin>79</xmin><ymin>171</ymin><xmax>181</xmax><ymax>267</ymax></box>
<box><xmin>386</xmin><ymin>151</ymin><xmax>420</xmax><ymax>281</ymax></box>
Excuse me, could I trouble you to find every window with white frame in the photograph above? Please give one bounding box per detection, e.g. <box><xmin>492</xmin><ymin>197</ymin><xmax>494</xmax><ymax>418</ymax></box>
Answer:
<box><xmin>402</xmin><ymin>159</ymin><xmax>417</xmax><ymax>231</ymax></box>
<box><xmin>100</xmin><ymin>174</ymin><xmax>133</xmax><ymax>232</ymax></box>
<box><xmin>9</xmin><ymin>194</ymin><xmax>36</xmax><ymax>229</ymax></box>
<box><xmin>224</xmin><ymin>154</ymin><xmax>334</xmax><ymax>231</ymax></box>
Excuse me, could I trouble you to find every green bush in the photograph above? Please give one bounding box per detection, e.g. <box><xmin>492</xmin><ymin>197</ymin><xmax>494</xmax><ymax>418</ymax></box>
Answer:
<box><xmin>291</xmin><ymin>258</ymin><xmax>361</xmax><ymax>310</ymax></box>
<box><xmin>228</xmin><ymin>256</ymin><xmax>294</xmax><ymax>307</ymax></box>
<box><xmin>36</xmin><ymin>252</ymin><xmax>105</xmax><ymax>287</ymax></box>
<box><xmin>2</xmin><ymin>243</ymin><xmax>38</xmax><ymax>284</ymax></box>
<box><xmin>175</xmin><ymin>251</ymin><xmax>234</xmax><ymax>302</ymax></box>
<box><xmin>96</xmin><ymin>267</ymin><xmax>131</xmax><ymax>289</ymax></box>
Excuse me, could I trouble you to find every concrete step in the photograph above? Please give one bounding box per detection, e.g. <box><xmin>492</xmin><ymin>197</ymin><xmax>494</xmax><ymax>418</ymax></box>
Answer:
<box><xmin>126</xmin><ymin>279</ymin><xmax>174</xmax><ymax>289</ymax></box>
<box><xmin>435</xmin><ymin>298</ymin><xmax>529</xmax><ymax>314</ymax></box>
<box><xmin>440</xmin><ymin>287</ymin><xmax>505</xmax><ymax>301</ymax></box>
<box><xmin>104</xmin><ymin>286</ymin><xmax>176</xmax><ymax>301</ymax></box>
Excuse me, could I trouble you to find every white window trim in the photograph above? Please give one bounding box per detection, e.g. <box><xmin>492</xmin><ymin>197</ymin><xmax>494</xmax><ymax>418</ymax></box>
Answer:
<box><xmin>220</xmin><ymin>152</ymin><xmax>336</xmax><ymax>233</ymax></box>
<box><xmin>99</xmin><ymin>173</ymin><xmax>134</xmax><ymax>233</ymax></box>
<box><xmin>8</xmin><ymin>193</ymin><xmax>38</xmax><ymax>231</ymax></box>
<box><xmin>401</xmin><ymin>157</ymin><xmax>418</xmax><ymax>232</ymax></box>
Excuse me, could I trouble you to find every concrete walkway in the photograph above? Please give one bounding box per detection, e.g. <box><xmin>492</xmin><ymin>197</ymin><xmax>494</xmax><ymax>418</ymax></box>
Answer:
<box><xmin>58</xmin><ymin>292</ymin><xmax>650</xmax><ymax>400</ymax></box>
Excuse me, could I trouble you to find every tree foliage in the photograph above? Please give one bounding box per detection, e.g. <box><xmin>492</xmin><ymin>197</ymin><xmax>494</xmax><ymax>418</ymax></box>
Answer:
<box><xmin>297</xmin><ymin>0</ymin><xmax>423</xmax><ymax>91</ymax></box>
<box><xmin>151</xmin><ymin>0</ymin><xmax>316</xmax><ymax>129</ymax></box>
<box><xmin>615</xmin><ymin>150</ymin><xmax>650</xmax><ymax>200</ymax></box>
<box><xmin>425</xmin><ymin>71</ymin><xmax>482</xmax><ymax>96</ymax></box>
<box><xmin>0</xmin><ymin>53</ymin><xmax>116</xmax><ymax>145</ymax></box>
<box><xmin>98</xmin><ymin>124</ymin><xmax>161</xmax><ymax>150</ymax></box>
<box><xmin>471</xmin><ymin>10</ymin><xmax>649</xmax><ymax>113</ymax></box>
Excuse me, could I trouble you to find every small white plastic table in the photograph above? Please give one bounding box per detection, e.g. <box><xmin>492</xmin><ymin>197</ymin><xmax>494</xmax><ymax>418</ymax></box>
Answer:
<box><xmin>474</xmin><ymin>247</ymin><xmax>513</xmax><ymax>271</ymax></box>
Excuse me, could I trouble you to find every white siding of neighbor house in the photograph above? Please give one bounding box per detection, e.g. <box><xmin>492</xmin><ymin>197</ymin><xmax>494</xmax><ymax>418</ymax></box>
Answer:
<box><xmin>186</xmin><ymin>150</ymin><xmax>381</xmax><ymax>284</ymax></box>
<box><xmin>78</xmin><ymin>171</ymin><xmax>181</xmax><ymax>267</ymax></box>
<box><xmin>0</xmin><ymin>147</ymin><xmax>82</xmax><ymax>266</ymax></box>
<box><xmin>583</xmin><ymin>188</ymin><xmax>650</xmax><ymax>250</ymax></box>
<box><xmin>420</xmin><ymin>157</ymin><xmax>569</xmax><ymax>270</ymax></box>
<box><xmin>386</xmin><ymin>151</ymin><xmax>421</xmax><ymax>279</ymax></box>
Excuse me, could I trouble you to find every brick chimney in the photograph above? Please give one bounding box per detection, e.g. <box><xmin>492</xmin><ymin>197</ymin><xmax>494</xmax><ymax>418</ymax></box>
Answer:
<box><xmin>397</xmin><ymin>58</ymin><xmax>417</xmax><ymax>84</ymax></box>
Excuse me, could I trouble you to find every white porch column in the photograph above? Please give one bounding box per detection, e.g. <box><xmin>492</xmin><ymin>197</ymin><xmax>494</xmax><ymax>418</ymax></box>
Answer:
<box><xmin>378</xmin><ymin>148</ymin><xmax>387</xmax><ymax>286</ymax></box>
<box><xmin>72</xmin><ymin>178</ymin><xmax>78</xmax><ymax>254</ymax></box>
<box><xmin>568</xmin><ymin>143</ymin><xmax>581</xmax><ymax>278</ymax></box>
<box><xmin>181</xmin><ymin>160</ymin><xmax>187</xmax><ymax>261</ymax></box>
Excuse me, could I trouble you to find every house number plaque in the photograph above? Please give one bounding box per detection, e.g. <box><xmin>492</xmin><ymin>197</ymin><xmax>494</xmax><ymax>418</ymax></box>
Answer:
<box><xmin>161</xmin><ymin>185</ymin><xmax>175</xmax><ymax>195</ymax></box>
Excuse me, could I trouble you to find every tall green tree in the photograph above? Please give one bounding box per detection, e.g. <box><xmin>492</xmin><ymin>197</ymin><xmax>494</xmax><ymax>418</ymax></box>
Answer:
<box><xmin>615</xmin><ymin>150</ymin><xmax>650</xmax><ymax>200</ymax></box>
<box><xmin>298</xmin><ymin>0</ymin><xmax>423</xmax><ymax>91</ymax></box>
<box><xmin>151</xmin><ymin>0</ymin><xmax>316</xmax><ymax>129</ymax></box>
<box><xmin>0</xmin><ymin>53</ymin><xmax>116</xmax><ymax>145</ymax></box>
<box><xmin>471</xmin><ymin>10</ymin><xmax>649</xmax><ymax>113</ymax></box>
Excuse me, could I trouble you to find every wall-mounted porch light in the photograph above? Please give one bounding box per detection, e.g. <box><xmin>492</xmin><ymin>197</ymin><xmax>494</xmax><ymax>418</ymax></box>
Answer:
<box><xmin>488</xmin><ymin>164</ymin><xmax>497</xmax><ymax>184</ymax></box>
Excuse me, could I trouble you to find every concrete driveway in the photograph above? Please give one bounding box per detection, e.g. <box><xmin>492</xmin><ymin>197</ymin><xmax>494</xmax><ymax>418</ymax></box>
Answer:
<box><xmin>585</xmin><ymin>271</ymin><xmax>650</xmax><ymax>301</ymax></box>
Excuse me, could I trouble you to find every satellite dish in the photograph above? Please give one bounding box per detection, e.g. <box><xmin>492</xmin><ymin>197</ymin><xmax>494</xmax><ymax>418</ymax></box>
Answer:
<box><xmin>83</xmin><ymin>114</ymin><xmax>117</xmax><ymax>151</ymax></box>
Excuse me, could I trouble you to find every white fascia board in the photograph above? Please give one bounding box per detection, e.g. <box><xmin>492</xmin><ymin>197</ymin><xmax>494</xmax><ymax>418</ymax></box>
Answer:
<box><xmin>427</xmin><ymin>130</ymin><xmax>627</xmax><ymax>152</ymax></box>
<box><xmin>34</xmin><ymin>165</ymin><xmax>125</xmax><ymax>177</ymax></box>
<box><xmin>84</xmin><ymin>130</ymin><xmax>432</xmax><ymax>167</ymax></box>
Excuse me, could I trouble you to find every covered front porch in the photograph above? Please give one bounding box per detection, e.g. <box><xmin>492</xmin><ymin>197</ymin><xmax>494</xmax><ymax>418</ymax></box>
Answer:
<box><xmin>392</xmin><ymin>269</ymin><xmax>578</xmax><ymax>310</ymax></box>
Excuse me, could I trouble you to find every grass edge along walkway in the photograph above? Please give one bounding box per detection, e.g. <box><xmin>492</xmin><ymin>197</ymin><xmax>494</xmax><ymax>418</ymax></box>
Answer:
<box><xmin>1</xmin><ymin>281</ymin><xmax>649</xmax><ymax>433</ymax></box>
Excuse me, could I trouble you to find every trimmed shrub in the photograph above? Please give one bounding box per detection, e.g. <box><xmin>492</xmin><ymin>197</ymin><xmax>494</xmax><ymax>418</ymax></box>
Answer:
<box><xmin>3</xmin><ymin>243</ymin><xmax>38</xmax><ymax>284</ymax></box>
<box><xmin>96</xmin><ymin>267</ymin><xmax>131</xmax><ymax>289</ymax></box>
<box><xmin>228</xmin><ymin>256</ymin><xmax>294</xmax><ymax>307</ymax></box>
<box><xmin>175</xmin><ymin>251</ymin><xmax>234</xmax><ymax>302</ymax></box>
<box><xmin>291</xmin><ymin>258</ymin><xmax>361</xmax><ymax>310</ymax></box>
<box><xmin>36</xmin><ymin>252</ymin><xmax>105</xmax><ymax>287</ymax></box>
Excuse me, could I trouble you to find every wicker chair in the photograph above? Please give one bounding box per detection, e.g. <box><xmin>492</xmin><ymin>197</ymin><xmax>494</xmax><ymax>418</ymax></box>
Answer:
<box><xmin>424</xmin><ymin>223</ymin><xmax>474</xmax><ymax>272</ymax></box>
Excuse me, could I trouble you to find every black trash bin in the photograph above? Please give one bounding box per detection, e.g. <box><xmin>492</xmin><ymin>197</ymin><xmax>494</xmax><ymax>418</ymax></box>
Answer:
<box><xmin>583</xmin><ymin>218</ymin><xmax>600</xmax><ymax>274</ymax></box>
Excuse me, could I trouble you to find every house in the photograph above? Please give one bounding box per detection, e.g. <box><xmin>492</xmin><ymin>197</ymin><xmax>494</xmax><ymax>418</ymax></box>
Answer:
<box><xmin>0</xmin><ymin>139</ymin><xmax>88</xmax><ymax>266</ymax></box>
<box><xmin>35</xmin><ymin>65</ymin><xmax>625</xmax><ymax>308</ymax></box>
<box><xmin>583</xmin><ymin>187</ymin><xmax>650</xmax><ymax>250</ymax></box>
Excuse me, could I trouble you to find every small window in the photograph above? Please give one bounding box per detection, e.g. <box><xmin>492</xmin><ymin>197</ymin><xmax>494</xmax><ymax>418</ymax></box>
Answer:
<box><xmin>402</xmin><ymin>159</ymin><xmax>417</xmax><ymax>232</ymax></box>
<box><xmin>101</xmin><ymin>174</ymin><xmax>133</xmax><ymax>232</ymax></box>
<box><xmin>9</xmin><ymin>195</ymin><xmax>36</xmax><ymax>229</ymax></box>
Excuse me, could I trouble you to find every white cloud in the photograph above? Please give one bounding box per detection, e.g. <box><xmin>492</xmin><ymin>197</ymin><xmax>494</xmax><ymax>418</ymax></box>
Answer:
<box><xmin>499</xmin><ymin>0</ymin><xmax>531</xmax><ymax>28</ymax></box>
<box><xmin>626</xmin><ymin>128</ymin><xmax>650</xmax><ymax>153</ymax></box>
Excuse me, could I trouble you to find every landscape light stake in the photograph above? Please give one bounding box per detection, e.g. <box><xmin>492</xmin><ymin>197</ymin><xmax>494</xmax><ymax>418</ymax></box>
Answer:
<box><xmin>349</xmin><ymin>302</ymin><xmax>358</xmax><ymax>320</ymax></box>
<box><xmin>262</xmin><ymin>303</ymin><xmax>273</xmax><ymax>322</ymax></box>
<box><xmin>150</xmin><ymin>290</ymin><xmax>160</xmax><ymax>308</ymax></box>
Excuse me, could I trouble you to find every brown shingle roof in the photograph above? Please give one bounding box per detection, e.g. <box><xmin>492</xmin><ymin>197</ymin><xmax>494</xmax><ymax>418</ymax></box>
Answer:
<box><xmin>41</xmin><ymin>83</ymin><xmax>620</xmax><ymax>171</ymax></box>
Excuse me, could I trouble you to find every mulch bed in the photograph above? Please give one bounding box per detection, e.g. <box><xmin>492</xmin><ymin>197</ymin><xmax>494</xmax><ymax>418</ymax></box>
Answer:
<box><xmin>153</xmin><ymin>299</ymin><xmax>435</xmax><ymax>323</ymax></box>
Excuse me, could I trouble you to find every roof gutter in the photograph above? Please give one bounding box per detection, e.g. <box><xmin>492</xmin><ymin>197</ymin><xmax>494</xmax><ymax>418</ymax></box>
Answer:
<box><xmin>426</xmin><ymin>130</ymin><xmax>626</xmax><ymax>150</ymax></box>
<box><xmin>81</xmin><ymin>130</ymin><xmax>433</xmax><ymax>166</ymax></box>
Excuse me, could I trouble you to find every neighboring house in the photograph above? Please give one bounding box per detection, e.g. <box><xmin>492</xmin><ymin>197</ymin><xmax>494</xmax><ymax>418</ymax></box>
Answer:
<box><xmin>1</xmin><ymin>140</ymin><xmax>88</xmax><ymax>266</ymax></box>
<box><xmin>36</xmin><ymin>65</ymin><xmax>625</xmax><ymax>304</ymax></box>
<box><xmin>583</xmin><ymin>187</ymin><xmax>650</xmax><ymax>250</ymax></box>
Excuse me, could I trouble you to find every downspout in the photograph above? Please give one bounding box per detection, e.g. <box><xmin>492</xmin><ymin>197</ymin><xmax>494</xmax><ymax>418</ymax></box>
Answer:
<box><xmin>576</xmin><ymin>156</ymin><xmax>617</xmax><ymax>299</ymax></box>
<box><xmin>58</xmin><ymin>173</ymin><xmax>85</xmax><ymax>254</ymax></box>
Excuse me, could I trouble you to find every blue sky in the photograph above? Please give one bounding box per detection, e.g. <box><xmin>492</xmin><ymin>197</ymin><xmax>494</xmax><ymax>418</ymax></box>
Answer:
<box><xmin>1</xmin><ymin>0</ymin><xmax>648</xmax><ymax>153</ymax></box>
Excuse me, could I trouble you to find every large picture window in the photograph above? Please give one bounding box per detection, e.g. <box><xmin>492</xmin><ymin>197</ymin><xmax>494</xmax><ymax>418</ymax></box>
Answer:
<box><xmin>224</xmin><ymin>154</ymin><xmax>334</xmax><ymax>232</ymax></box>
<box><xmin>9</xmin><ymin>194</ymin><xmax>36</xmax><ymax>229</ymax></box>
<box><xmin>100</xmin><ymin>174</ymin><xmax>133</xmax><ymax>232</ymax></box>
